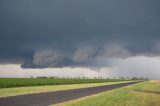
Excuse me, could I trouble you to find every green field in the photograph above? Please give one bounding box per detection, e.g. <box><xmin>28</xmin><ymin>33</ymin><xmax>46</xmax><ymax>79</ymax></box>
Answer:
<box><xmin>0</xmin><ymin>80</ymin><xmax>134</xmax><ymax>98</ymax></box>
<box><xmin>54</xmin><ymin>80</ymin><xmax>160</xmax><ymax>106</ymax></box>
<box><xmin>0</xmin><ymin>78</ymin><xmax>131</xmax><ymax>88</ymax></box>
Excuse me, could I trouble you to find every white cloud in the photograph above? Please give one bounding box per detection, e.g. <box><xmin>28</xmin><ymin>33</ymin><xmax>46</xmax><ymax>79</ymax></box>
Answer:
<box><xmin>0</xmin><ymin>56</ymin><xmax>160</xmax><ymax>79</ymax></box>
<box><xmin>103</xmin><ymin>56</ymin><xmax>160</xmax><ymax>79</ymax></box>
<box><xmin>0</xmin><ymin>64</ymin><xmax>107</xmax><ymax>78</ymax></box>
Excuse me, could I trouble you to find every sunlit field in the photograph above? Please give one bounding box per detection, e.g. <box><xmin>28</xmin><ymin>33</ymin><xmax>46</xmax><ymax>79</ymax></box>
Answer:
<box><xmin>54</xmin><ymin>81</ymin><xmax>160</xmax><ymax>106</ymax></box>
<box><xmin>0</xmin><ymin>78</ymin><xmax>132</xmax><ymax>88</ymax></box>
<box><xmin>0</xmin><ymin>78</ymin><xmax>135</xmax><ymax>98</ymax></box>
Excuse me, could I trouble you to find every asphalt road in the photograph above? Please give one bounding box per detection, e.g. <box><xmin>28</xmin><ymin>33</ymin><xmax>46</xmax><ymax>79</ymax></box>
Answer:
<box><xmin>0</xmin><ymin>81</ymin><xmax>141</xmax><ymax>106</ymax></box>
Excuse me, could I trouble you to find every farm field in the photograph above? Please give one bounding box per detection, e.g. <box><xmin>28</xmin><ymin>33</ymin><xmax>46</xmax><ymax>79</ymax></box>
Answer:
<box><xmin>0</xmin><ymin>79</ymin><xmax>134</xmax><ymax>98</ymax></box>
<box><xmin>0</xmin><ymin>78</ymin><xmax>132</xmax><ymax>88</ymax></box>
<box><xmin>54</xmin><ymin>80</ymin><xmax>160</xmax><ymax>106</ymax></box>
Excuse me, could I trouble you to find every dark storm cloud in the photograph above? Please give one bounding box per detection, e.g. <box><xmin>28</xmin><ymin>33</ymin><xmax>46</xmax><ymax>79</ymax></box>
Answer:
<box><xmin>0</xmin><ymin>0</ymin><xmax>160</xmax><ymax>68</ymax></box>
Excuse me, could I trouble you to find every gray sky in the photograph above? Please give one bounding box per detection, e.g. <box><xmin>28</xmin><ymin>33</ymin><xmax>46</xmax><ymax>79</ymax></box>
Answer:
<box><xmin>0</xmin><ymin>0</ymin><xmax>160</xmax><ymax>79</ymax></box>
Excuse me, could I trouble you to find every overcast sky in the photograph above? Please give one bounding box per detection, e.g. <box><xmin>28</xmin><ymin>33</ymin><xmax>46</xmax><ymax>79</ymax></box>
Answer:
<box><xmin>0</xmin><ymin>0</ymin><xmax>160</xmax><ymax>79</ymax></box>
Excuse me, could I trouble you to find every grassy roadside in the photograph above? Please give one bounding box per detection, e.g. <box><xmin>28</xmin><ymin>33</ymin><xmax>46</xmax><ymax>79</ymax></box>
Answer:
<box><xmin>54</xmin><ymin>81</ymin><xmax>160</xmax><ymax>106</ymax></box>
<box><xmin>0</xmin><ymin>80</ymin><xmax>134</xmax><ymax>98</ymax></box>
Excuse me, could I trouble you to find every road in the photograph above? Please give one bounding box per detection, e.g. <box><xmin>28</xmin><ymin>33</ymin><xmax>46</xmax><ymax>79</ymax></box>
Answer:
<box><xmin>0</xmin><ymin>81</ymin><xmax>141</xmax><ymax>106</ymax></box>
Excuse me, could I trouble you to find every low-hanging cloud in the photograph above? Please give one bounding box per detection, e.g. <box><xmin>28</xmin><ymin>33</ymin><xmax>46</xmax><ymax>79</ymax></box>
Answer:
<box><xmin>98</xmin><ymin>45</ymin><xmax>131</xmax><ymax>58</ymax></box>
<box><xmin>73</xmin><ymin>46</ymin><xmax>96</xmax><ymax>62</ymax></box>
<box><xmin>33</xmin><ymin>50</ymin><xmax>65</xmax><ymax>67</ymax></box>
<box><xmin>1</xmin><ymin>56</ymin><xmax>160</xmax><ymax>79</ymax></box>
<box><xmin>21</xmin><ymin>45</ymin><xmax>131</xmax><ymax>68</ymax></box>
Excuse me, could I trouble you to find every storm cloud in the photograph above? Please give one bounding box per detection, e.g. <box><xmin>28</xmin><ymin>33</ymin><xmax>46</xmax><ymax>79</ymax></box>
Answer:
<box><xmin>0</xmin><ymin>0</ymin><xmax>160</xmax><ymax>70</ymax></box>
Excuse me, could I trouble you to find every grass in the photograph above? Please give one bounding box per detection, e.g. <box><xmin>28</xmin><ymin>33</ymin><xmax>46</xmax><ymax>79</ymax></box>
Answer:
<box><xmin>0</xmin><ymin>78</ymin><xmax>131</xmax><ymax>88</ymax></box>
<box><xmin>54</xmin><ymin>80</ymin><xmax>160</xmax><ymax>106</ymax></box>
<box><xmin>0</xmin><ymin>80</ymin><xmax>134</xmax><ymax>98</ymax></box>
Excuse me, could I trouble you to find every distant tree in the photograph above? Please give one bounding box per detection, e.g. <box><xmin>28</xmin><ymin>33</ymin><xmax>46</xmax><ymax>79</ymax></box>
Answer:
<box><xmin>126</xmin><ymin>77</ymin><xmax>130</xmax><ymax>80</ymax></box>
<box><xmin>106</xmin><ymin>77</ymin><xmax>110</xmax><ymax>80</ymax></box>
<box><xmin>119</xmin><ymin>77</ymin><xmax>124</xmax><ymax>80</ymax></box>
<box><xmin>82</xmin><ymin>77</ymin><xmax>86</xmax><ymax>79</ymax></box>
<box><xmin>131</xmin><ymin>77</ymin><xmax>139</xmax><ymax>80</ymax></box>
